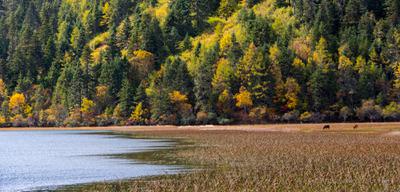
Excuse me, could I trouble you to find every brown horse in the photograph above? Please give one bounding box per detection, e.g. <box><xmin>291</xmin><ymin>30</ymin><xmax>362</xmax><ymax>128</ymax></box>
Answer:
<box><xmin>323</xmin><ymin>125</ymin><xmax>330</xmax><ymax>129</ymax></box>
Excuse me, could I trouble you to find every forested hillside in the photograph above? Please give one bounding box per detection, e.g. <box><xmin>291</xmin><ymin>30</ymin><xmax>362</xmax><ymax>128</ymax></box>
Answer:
<box><xmin>0</xmin><ymin>0</ymin><xmax>399</xmax><ymax>126</ymax></box>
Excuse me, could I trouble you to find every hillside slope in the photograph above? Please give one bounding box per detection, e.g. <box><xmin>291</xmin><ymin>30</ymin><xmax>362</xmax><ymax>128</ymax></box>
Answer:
<box><xmin>0</xmin><ymin>0</ymin><xmax>399</xmax><ymax>126</ymax></box>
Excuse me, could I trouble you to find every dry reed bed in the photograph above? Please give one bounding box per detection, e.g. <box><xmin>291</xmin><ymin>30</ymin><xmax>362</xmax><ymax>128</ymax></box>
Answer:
<box><xmin>69</xmin><ymin>130</ymin><xmax>400</xmax><ymax>191</ymax></box>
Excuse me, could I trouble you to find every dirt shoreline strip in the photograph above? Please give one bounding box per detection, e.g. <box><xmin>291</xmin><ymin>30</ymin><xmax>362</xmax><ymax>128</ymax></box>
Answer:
<box><xmin>0</xmin><ymin>122</ymin><xmax>399</xmax><ymax>132</ymax></box>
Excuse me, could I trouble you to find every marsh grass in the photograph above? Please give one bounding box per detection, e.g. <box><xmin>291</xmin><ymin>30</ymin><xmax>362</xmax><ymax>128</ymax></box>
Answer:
<box><xmin>62</xmin><ymin>129</ymin><xmax>400</xmax><ymax>191</ymax></box>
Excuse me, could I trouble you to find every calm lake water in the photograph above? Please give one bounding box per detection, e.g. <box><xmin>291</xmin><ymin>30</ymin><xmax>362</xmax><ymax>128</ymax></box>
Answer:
<box><xmin>0</xmin><ymin>130</ymin><xmax>180</xmax><ymax>192</ymax></box>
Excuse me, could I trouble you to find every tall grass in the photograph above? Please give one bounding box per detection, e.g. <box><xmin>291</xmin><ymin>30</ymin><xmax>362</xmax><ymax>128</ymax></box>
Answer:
<box><xmin>66</xmin><ymin>130</ymin><xmax>400</xmax><ymax>191</ymax></box>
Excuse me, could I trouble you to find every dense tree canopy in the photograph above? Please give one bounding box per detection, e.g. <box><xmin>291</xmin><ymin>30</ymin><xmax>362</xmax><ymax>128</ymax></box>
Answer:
<box><xmin>0</xmin><ymin>0</ymin><xmax>398</xmax><ymax>126</ymax></box>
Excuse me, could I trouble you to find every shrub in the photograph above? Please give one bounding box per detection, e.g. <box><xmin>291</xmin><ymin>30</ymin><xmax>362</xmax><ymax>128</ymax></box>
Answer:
<box><xmin>180</xmin><ymin>114</ymin><xmax>196</xmax><ymax>125</ymax></box>
<box><xmin>266</xmin><ymin>108</ymin><xmax>280</xmax><ymax>122</ymax></box>
<box><xmin>95</xmin><ymin>113</ymin><xmax>114</xmax><ymax>126</ymax></box>
<box><xmin>64</xmin><ymin>108</ymin><xmax>82</xmax><ymax>127</ymax></box>
<box><xmin>282</xmin><ymin>110</ymin><xmax>300</xmax><ymax>123</ymax></box>
<box><xmin>0</xmin><ymin>115</ymin><xmax>6</xmax><ymax>125</ymax></box>
<box><xmin>112</xmin><ymin>104</ymin><xmax>125</xmax><ymax>125</ymax></box>
<box><xmin>310</xmin><ymin>112</ymin><xmax>326</xmax><ymax>123</ymax></box>
<box><xmin>300</xmin><ymin>112</ymin><xmax>326</xmax><ymax>123</ymax></box>
<box><xmin>196</xmin><ymin>111</ymin><xmax>217</xmax><ymax>125</ymax></box>
<box><xmin>300</xmin><ymin>112</ymin><xmax>312</xmax><ymax>123</ymax></box>
<box><xmin>196</xmin><ymin>112</ymin><xmax>208</xmax><ymax>124</ymax></box>
<box><xmin>248</xmin><ymin>107</ymin><xmax>268</xmax><ymax>123</ymax></box>
<box><xmin>128</xmin><ymin>103</ymin><xmax>146</xmax><ymax>125</ymax></box>
<box><xmin>158</xmin><ymin>114</ymin><xmax>177</xmax><ymax>125</ymax></box>
<box><xmin>27</xmin><ymin>116</ymin><xmax>36</xmax><ymax>127</ymax></box>
<box><xmin>169</xmin><ymin>91</ymin><xmax>194</xmax><ymax>125</ymax></box>
<box><xmin>383</xmin><ymin>102</ymin><xmax>400</xmax><ymax>121</ymax></box>
<box><xmin>322</xmin><ymin>110</ymin><xmax>336</xmax><ymax>122</ymax></box>
<box><xmin>217</xmin><ymin>117</ymin><xmax>234</xmax><ymax>125</ymax></box>
<box><xmin>339</xmin><ymin>106</ymin><xmax>353</xmax><ymax>122</ymax></box>
<box><xmin>10</xmin><ymin>114</ymin><xmax>28</xmax><ymax>127</ymax></box>
<box><xmin>356</xmin><ymin>100</ymin><xmax>383</xmax><ymax>122</ymax></box>
<box><xmin>45</xmin><ymin>104</ymin><xmax>68</xmax><ymax>126</ymax></box>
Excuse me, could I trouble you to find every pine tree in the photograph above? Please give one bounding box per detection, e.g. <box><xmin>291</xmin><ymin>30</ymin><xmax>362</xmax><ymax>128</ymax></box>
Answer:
<box><xmin>165</xmin><ymin>0</ymin><xmax>193</xmax><ymax>37</ymax></box>
<box><xmin>312</xmin><ymin>1</ymin><xmax>338</xmax><ymax>48</ymax></box>
<box><xmin>191</xmin><ymin>0</ymin><xmax>211</xmax><ymax>31</ymax></box>
<box><xmin>386</xmin><ymin>0</ymin><xmax>400</xmax><ymax>26</ymax></box>
<box><xmin>109</xmin><ymin>0</ymin><xmax>131</xmax><ymax>26</ymax></box>
<box><xmin>234</xmin><ymin>43</ymin><xmax>271</xmax><ymax>106</ymax></box>
<box><xmin>69</xmin><ymin>63</ymin><xmax>83</xmax><ymax>109</ymax></box>
<box><xmin>118</xmin><ymin>76</ymin><xmax>134</xmax><ymax>118</ymax></box>
<box><xmin>342</xmin><ymin>0</ymin><xmax>366</xmax><ymax>26</ymax></box>
<box><xmin>194</xmin><ymin>44</ymin><xmax>218</xmax><ymax>113</ymax></box>
<box><xmin>218</xmin><ymin>0</ymin><xmax>239</xmax><ymax>19</ymax></box>
<box><xmin>212</xmin><ymin>58</ymin><xmax>235</xmax><ymax>93</ymax></box>
<box><xmin>239</xmin><ymin>9</ymin><xmax>273</xmax><ymax>46</ymax></box>
<box><xmin>162</xmin><ymin>56</ymin><xmax>193</xmax><ymax>96</ymax></box>
<box><xmin>308</xmin><ymin>68</ymin><xmax>327</xmax><ymax>111</ymax></box>
<box><xmin>99</xmin><ymin>56</ymin><xmax>123</xmax><ymax>100</ymax></box>
<box><xmin>226</xmin><ymin>33</ymin><xmax>242</xmax><ymax>65</ymax></box>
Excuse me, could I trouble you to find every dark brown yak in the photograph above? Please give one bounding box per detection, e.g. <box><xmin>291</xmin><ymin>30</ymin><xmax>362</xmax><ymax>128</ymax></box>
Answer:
<box><xmin>323</xmin><ymin>125</ymin><xmax>330</xmax><ymax>129</ymax></box>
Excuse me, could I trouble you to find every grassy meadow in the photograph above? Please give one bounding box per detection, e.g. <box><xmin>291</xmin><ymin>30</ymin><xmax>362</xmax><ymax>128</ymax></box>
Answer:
<box><xmin>60</xmin><ymin>123</ymin><xmax>400</xmax><ymax>191</ymax></box>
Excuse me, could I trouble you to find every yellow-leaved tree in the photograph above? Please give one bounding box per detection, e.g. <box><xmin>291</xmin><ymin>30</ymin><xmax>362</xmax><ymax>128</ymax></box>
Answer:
<box><xmin>235</xmin><ymin>87</ymin><xmax>253</xmax><ymax>113</ymax></box>
<box><xmin>169</xmin><ymin>91</ymin><xmax>193</xmax><ymax>123</ymax></box>
<box><xmin>81</xmin><ymin>98</ymin><xmax>95</xmax><ymax>114</ymax></box>
<box><xmin>129</xmin><ymin>102</ymin><xmax>146</xmax><ymax>125</ymax></box>
<box><xmin>312</xmin><ymin>37</ymin><xmax>333</xmax><ymax>71</ymax></box>
<box><xmin>81</xmin><ymin>98</ymin><xmax>95</xmax><ymax>123</ymax></box>
<box><xmin>212</xmin><ymin>58</ymin><xmax>234</xmax><ymax>92</ymax></box>
<box><xmin>129</xmin><ymin>50</ymin><xmax>155</xmax><ymax>80</ymax></box>
<box><xmin>394</xmin><ymin>62</ymin><xmax>400</xmax><ymax>91</ymax></box>
<box><xmin>9</xmin><ymin>93</ymin><xmax>30</xmax><ymax>116</ymax></box>
<box><xmin>284</xmin><ymin>78</ymin><xmax>301</xmax><ymax>110</ymax></box>
<box><xmin>0</xmin><ymin>79</ymin><xmax>7</xmax><ymax>100</ymax></box>
<box><xmin>9</xmin><ymin>93</ymin><xmax>32</xmax><ymax>126</ymax></box>
<box><xmin>95</xmin><ymin>85</ymin><xmax>110</xmax><ymax>113</ymax></box>
<box><xmin>217</xmin><ymin>89</ymin><xmax>233</xmax><ymax>116</ymax></box>
<box><xmin>0</xmin><ymin>79</ymin><xmax>8</xmax><ymax>123</ymax></box>
<box><xmin>100</xmin><ymin>2</ymin><xmax>111</xmax><ymax>27</ymax></box>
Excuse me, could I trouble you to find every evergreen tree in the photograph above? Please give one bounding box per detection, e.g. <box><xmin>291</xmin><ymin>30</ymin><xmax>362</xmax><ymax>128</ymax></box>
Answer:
<box><xmin>165</xmin><ymin>0</ymin><xmax>193</xmax><ymax>37</ymax></box>
<box><xmin>162</xmin><ymin>57</ymin><xmax>193</xmax><ymax>96</ymax></box>
<box><xmin>69</xmin><ymin>63</ymin><xmax>83</xmax><ymax>109</ymax></box>
<box><xmin>239</xmin><ymin>8</ymin><xmax>273</xmax><ymax>46</ymax></box>
<box><xmin>386</xmin><ymin>0</ymin><xmax>400</xmax><ymax>26</ymax></box>
<box><xmin>194</xmin><ymin>44</ymin><xmax>219</xmax><ymax>113</ymax></box>
<box><xmin>312</xmin><ymin>0</ymin><xmax>338</xmax><ymax>50</ymax></box>
<box><xmin>308</xmin><ymin>68</ymin><xmax>327</xmax><ymax>111</ymax></box>
<box><xmin>342</xmin><ymin>0</ymin><xmax>366</xmax><ymax>26</ymax></box>
<box><xmin>99</xmin><ymin>56</ymin><xmax>124</xmax><ymax>100</ymax></box>
<box><xmin>218</xmin><ymin>0</ymin><xmax>239</xmax><ymax>19</ymax></box>
<box><xmin>117</xmin><ymin>76</ymin><xmax>134</xmax><ymax>118</ymax></box>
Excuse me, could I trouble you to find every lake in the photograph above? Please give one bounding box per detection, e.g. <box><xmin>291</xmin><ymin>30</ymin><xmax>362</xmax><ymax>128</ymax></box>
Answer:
<box><xmin>0</xmin><ymin>130</ymin><xmax>180</xmax><ymax>192</ymax></box>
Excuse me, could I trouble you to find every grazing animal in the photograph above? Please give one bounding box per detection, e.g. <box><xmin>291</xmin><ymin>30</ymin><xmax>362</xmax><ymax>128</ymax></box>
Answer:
<box><xmin>353</xmin><ymin>124</ymin><xmax>359</xmax><ymax>129</ymax></box>
<box><xmin>323</xmin><ymin>125</ymin><xmax>330</xmax><ymax>129</ymax></box>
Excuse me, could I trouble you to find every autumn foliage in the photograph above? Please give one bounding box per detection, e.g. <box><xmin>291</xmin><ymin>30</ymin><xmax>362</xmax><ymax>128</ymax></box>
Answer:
<box><xmin>0</xmin><ymin>0</ymin><xmax>398</xmax><ymax>126</ymax></box>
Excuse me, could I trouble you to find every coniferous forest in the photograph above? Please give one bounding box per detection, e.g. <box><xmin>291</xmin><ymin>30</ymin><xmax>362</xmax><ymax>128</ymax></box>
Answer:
<box><xmin>0</xmin><ymin>0</ymin><xmax>399</xmax><ymax>127</ymax></box>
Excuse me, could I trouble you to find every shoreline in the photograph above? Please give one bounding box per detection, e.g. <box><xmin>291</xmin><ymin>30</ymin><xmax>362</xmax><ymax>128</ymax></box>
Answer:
<box><xmin>0</xmin><ymin>122</ymin><xmax>399</xmax><ymax>132</ymax></box>
<box><xmin>58</xmin><ymin>130</ymin><xmax>198</xmax><ymax>191</ymax></box>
